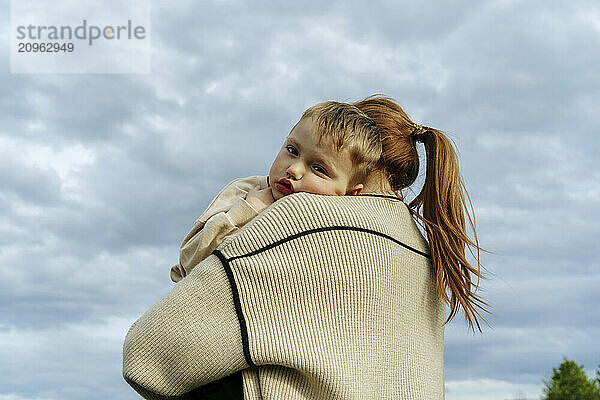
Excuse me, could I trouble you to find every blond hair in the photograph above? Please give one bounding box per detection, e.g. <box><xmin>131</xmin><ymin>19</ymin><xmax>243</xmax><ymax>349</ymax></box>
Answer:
<box><xmin>301</xmin><ymin>102</ymin><xmax>382</xmax><ymax>187</ymax></box>
<box><xmin>354</xmin><ymin>95</ymin><xmax>491</xmax><ymax>332</ymax></box>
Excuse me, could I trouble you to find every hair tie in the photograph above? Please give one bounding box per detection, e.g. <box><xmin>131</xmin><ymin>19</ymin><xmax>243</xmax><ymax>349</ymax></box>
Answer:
<box><xmin>411</xmin><ymin>123</ymin><xmax>426</xmax><ymax>143</ymax></box>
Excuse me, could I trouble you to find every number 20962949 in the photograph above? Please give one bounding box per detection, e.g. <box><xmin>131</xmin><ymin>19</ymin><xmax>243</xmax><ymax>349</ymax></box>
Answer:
<box><xmin>18</xmin><ymin>42</ymin><xmax>74</xmax><ymax>52</ymax></box>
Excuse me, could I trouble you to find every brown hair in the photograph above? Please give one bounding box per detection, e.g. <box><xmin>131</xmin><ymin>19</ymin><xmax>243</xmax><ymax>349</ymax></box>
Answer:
<box><xmin>353</xmin><ymin>95</ymin><xmax>490</xmax><ymax>332</ymax></box>
<box><xmin>301</xmin><ymin>102</ymin><xmax>382</xmax><ymax>187</ymax></box>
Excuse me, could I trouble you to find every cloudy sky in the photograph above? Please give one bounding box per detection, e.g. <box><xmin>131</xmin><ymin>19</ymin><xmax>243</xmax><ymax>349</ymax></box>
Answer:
<box><xmin>1</xmin><ymin>0</ymin><xmax>599</xmax><ymax>399</ymax></box>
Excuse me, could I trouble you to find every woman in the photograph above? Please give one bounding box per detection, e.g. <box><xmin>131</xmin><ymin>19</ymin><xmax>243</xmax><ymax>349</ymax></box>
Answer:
<box><xmin>122</xmin><ymin>96</ymin><xmax>488</xmax><ymax>399</ymax></box>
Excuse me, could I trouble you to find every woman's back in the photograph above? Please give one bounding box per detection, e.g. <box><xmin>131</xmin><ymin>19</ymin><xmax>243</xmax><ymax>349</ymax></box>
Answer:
<box><xmin>123</xmin><ymin>192</ymin><xmax>445</xmax><ymax>399</ymax></box>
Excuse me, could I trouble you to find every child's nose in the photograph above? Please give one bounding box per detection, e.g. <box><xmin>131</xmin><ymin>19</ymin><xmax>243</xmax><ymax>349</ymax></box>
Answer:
<box><xmin>286</xmin><ymin>161</ymin><xmax>304</xmax><ymax>179</ymax></box>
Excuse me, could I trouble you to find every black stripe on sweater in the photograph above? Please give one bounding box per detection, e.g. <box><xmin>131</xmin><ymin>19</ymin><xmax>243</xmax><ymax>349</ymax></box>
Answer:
<box><xmin>212</xmin><ymin>225</ymin><xmax>431</xmax><ymax>370</ymax></box>
<box><xmin>229</xmin><ymin>225</ymin><xmax>431</xmax><ymax>262</ymax></box>
<box><xmin>357</xmin><ymin>193</ymin><xmax>402</xmax><ymax>201</ymax></box>
<box><xmin>213</xmin><ymin>249</ymin><xmax>257</xmax><ymax>369</ymax></box>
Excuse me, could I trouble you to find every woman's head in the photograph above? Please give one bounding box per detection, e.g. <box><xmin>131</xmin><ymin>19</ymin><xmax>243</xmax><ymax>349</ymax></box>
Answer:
<box><xmin>354</xmin><ymin>95</ymin><xmax>490</xmax><ymax>332</ymax></box>
<box><xmin>352</xmin><ymin>96</ymin><xmax>422</xmax><ymax>192</ymax></box>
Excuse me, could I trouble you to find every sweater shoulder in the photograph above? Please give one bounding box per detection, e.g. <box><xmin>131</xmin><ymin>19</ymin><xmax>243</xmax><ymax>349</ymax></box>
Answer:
<box><xmin>218</xmin><ymin>192</ymin><xmax>429</xmax><ymax>258</ymax></box>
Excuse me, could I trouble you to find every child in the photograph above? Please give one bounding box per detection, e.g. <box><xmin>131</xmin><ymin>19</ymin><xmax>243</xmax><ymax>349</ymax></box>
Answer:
<box><xmin>170</xmin><ymin>101</ymin><xmax>382</xmax><ymax>282</ymax></box>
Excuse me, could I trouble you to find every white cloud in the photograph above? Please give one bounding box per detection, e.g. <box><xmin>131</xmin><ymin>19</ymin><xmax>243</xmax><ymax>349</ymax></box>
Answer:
<box><xmin>446</xmin><ymin>378</ymin><xmax>542</xmax><ymax>400</ymax></box>
<box><xmin>0</xmin><ymin>137</ymin><xmax>95</xmax><ymax>202</ymax></box>
<box><xmin>0</xmin><ymin>394</ymin><xmax>58</xmax><ymax>400</ymax></box>
<box><xmin>0</xmin><ymin>315</ymin><xmax>139</xmax><ymax>399</ymax></box>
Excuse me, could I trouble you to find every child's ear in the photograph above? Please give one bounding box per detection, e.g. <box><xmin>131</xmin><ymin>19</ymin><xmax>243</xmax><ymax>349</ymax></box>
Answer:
<box><xmin>346</xmin><ymin>183</ymin><xmax>363</xmax><ymax>196</ymax></box>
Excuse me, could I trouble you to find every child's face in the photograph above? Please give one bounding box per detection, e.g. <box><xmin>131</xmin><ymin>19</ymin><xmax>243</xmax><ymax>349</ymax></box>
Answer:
<box><xmin>268</xmin><ymin>117</ymin><xmax>363</xmax><ymax>201</ymax></box>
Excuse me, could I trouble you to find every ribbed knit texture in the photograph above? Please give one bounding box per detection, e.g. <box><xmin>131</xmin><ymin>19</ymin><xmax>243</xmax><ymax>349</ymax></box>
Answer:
<box><xmin>123</xmin><ymin>192</ymin><xmax>445</xmax><ymax>400</ymax></box>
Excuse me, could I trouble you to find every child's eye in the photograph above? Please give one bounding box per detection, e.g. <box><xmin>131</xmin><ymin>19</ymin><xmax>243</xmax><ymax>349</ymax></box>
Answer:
<box><xmin>313</xmin><ymin>165</ymin><xmax>328</xmax><ymax>176</ymax></box>
<box><xmin>285</xmin><ymin>146</ymin><xmax>298</xmax><ymax>156</ymax></box>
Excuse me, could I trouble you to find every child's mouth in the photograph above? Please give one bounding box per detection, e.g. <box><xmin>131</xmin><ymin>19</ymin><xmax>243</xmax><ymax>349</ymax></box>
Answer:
<box><xmin>276</xmin><ymin>179</ymin><xmax>294</xmax><ymax>195</ymax></box>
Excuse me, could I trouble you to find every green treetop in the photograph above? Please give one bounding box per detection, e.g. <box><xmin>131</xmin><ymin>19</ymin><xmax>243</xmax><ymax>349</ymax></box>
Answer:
<box><xmin>542</xmin><ymin>358</ymin><xmax>600</xmax><ymax>400</ymax></box>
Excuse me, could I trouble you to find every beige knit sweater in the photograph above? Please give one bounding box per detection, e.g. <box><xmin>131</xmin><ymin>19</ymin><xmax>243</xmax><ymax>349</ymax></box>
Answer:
<box><xmin>123</xmin><ymin>191</ymin><xmax>445</xmax><ymax>399</ymax></box>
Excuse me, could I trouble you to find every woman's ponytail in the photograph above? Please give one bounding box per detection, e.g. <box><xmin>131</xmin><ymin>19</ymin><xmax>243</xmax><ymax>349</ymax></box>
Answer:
<box><xmin>409</xmin><ymin>126</ymin><xmax>490</xmax><ymax>332</ymax></box>
<box><xmin>353</xmin><ymin>95</ymin><xmax>490</xmax><ymax>332</ymax></box>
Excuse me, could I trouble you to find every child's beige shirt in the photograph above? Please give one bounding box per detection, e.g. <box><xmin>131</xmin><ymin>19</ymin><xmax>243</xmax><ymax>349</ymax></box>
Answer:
<box><xmin>170</xmin><ymin>175</ymin><xmax>269</xmax><ymax>282</ymax></box>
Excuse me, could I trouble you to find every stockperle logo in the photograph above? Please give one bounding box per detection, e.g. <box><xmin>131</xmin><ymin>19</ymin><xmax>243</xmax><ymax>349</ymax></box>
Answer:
<box><xmin>11</xmin><ymin>0</ymin><xmax>151</xmax><ymax>74</ymax></box>
<box><xmin>15</xmin><ymin>19</ymin><xmax>147</xmax><ymax>46</ymax></box>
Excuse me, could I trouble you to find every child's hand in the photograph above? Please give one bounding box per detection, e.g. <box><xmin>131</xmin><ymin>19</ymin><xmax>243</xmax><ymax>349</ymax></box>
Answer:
<box><xmin>246</xmin><ymin>188</ymin><xmax>276</xmax><ymax>214</ymax></box>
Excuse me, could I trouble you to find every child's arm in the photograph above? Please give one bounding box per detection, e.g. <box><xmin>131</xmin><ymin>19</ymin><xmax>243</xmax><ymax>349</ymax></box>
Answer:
<box><xmin>245</xmin><ymin>187</ymin><xmax>275</xmax><ymax>214</ymax></box>
<box><xmin>170</xmin><ymin>176</ymin><xmax>270</xmax><ymax>282</ymax></box>
<box><xmin>170</xmin><ymin>197</ymin><xmax>259</xmax><ymax>282</ymax></box>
